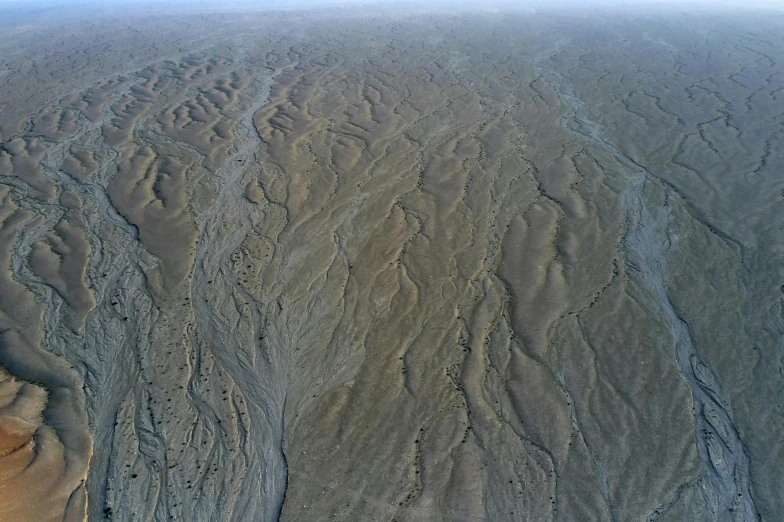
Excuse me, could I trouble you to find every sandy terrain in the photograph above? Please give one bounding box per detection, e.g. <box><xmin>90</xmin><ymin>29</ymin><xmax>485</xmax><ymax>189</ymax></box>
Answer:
<box><xmin>0</xmin><ymin>2</ymin><xmax>782</xmax><ymax>521</ymax></box>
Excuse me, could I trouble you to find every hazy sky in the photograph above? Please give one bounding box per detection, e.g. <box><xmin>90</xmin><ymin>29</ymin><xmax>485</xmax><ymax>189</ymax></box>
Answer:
<box><xmin>1</xmin><ymin>0</ymin><xmax>782</xmax><ymax>19</ymax></box>
<box><xmin>0</xmin><ymin>0</ymin><xmax>781</xmax><ymax>5</ymax></box>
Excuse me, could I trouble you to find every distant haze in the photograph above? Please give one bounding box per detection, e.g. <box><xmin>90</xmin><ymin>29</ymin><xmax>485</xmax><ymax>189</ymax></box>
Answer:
<box><xmin>2</xmin><ymin>0</ymin><xmax>784</xmax><ymax>8</ymax></box>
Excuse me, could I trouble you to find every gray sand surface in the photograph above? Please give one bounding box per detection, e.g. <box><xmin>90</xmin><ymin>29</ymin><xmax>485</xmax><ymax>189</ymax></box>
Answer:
<box><xmin>0</xmin><ymin>2</ymin><xmax>782</xmax><ymax>521</ymax></box>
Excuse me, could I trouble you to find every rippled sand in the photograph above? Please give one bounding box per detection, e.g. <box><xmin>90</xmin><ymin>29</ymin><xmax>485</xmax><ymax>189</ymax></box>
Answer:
<box><xmin>0</xmin><ymin>2</ymin><xmax>782</xmax><ymax>521</ymax></box>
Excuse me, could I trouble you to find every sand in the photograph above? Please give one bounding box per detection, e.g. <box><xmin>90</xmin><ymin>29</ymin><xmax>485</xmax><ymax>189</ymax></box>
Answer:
<box><xmin>0</xmin><ymin>2</ymin><xmax>782</xmax><ymax>521</ymax></box>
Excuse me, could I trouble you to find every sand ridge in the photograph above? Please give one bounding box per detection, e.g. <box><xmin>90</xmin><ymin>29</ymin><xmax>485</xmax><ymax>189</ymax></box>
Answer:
<box><xmin>0</xmin><ymin>3</ymin><xmax>782</xmax><ymax>521</ymax></box>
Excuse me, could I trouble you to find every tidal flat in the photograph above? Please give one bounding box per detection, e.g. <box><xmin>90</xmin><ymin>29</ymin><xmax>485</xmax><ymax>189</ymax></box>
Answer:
<box><xmin>0</xmin><ymin>2</ymin><xmax>782</xmax><ymax>521</ymax></box>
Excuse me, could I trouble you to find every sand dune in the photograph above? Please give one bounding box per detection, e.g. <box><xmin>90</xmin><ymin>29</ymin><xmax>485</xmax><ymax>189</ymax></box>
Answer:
<box><xmin>0</xmin><ymin>3</ymin><xmax>782</xmax><ymax>521</ymax></box>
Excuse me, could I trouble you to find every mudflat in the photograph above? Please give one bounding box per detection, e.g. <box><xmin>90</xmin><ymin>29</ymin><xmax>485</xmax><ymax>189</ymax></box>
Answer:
<box><xmin>0</xmin><ymin>2</ymin><xmax>782</xmax><ymax>521</ymax></box>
